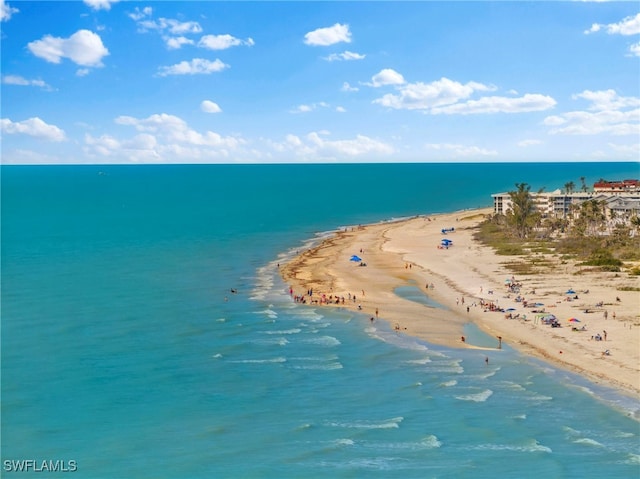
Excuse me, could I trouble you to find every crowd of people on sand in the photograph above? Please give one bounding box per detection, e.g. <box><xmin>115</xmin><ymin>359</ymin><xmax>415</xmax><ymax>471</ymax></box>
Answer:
<box><xmin>288</xmin><ymin>286</ymin><xmax>370</xmax><ymax>308</ymax></box>
<box><xmin>284</xmin><ymin>238</ymin><xmax>626</xmax><ymax>363</ymax></box>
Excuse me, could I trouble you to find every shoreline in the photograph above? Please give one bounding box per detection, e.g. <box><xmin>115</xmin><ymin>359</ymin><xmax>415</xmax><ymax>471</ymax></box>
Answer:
<box><xmin>280</xmin><ymin>208</ymin><xmax>640</xmax><ymax>401</ymax></box>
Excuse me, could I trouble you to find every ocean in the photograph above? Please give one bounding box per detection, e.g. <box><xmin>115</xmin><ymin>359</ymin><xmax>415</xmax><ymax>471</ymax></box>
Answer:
<box><xmin>2</xmin><ymin>163</ymin><xmax>639</xmax><ymax>478</ymax></box>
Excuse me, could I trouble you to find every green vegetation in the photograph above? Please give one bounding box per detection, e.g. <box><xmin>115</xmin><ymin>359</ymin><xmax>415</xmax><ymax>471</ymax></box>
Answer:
<box><xmin>475</xmin><ymin>219</ymin><xmax>526</xmax><ymax>255</ymax></box>
<box><xmin>475</xmin><ymin>182</ymin><xmax>640</xmax><ymax>276</ymax></box>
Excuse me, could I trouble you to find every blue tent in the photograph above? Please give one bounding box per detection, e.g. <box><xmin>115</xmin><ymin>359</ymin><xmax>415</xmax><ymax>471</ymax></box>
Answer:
<box><xmin>441</xmin><ymin>238</ymin><xmax>453</xmax><ymax>245</ymax></box>
<box><xmin>350</xmin><ymin>255</ymin><xmax>362</xmax><ymax>262</ymax></box>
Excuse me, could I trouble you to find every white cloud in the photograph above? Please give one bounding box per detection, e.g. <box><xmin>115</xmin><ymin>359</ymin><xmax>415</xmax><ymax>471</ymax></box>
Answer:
<box><xmin>544</xmin><ymin>89</ymin><xmax>640</xmax><ymax>136</ymax></box>
<box><xmin>114</xmin><ymin>113</ymin><xmax>241</xmax><ymax>148</ymax></box>
<box><xmin>373</xmin><ymin>77</ymin><xmax>494</xmax><ymax>110</ymax></box>
<box><xmin>0</xmin><ymin>117</ymin><xmax>66</xmax><ymax>141</ymax></box>
<box><xmin>82</xmin><ymin>113</ymin><xmax>245</xmax><ymax>162</ymax></box>
<box><xmin>585</xmin><ymin>12</ymin><xmax>640</xmax><ymax>35</ymax></box>
<box><xmin>290</xmin><ymin>102</ymin><xmax>330</xmax><ymax>113</ymax></box>
<box><xmin>2</xmin><ymin>75</ymin><xmax>51</xmax><ymax>90</ymax></box>
<box><xmin>573</xmin><ymin>89</ymin><xmax>640</xmax><ymax>110</ymax></box>
<box><xmin>324</xmin><ymin>51</ymin><xmax>365</xmax><ymax>62</ymax></box>
<box><xmin>201</xmin><ymin>100</ymin><xmax>222</xmax><ymax>113</ymax></box>
<box><xmin>425</xmin><ymin>143</ymin><xmax>498</xmax><ymax>158</ymax></box>
<box><xmin>304</xmin><ymin>23</ymin><xmax>351</xmax><ymax>46</ymax></box>
<box><xmin>28</xmin><ymin>29</ymin><xmax>109</xmax><ymax>67</ymax></box>
<box><xmin>335</xmin><ymin>106</ymin><xmax>346</xmax><ymax>113</ymax></box>
<box><xmin>198</xmin><ymin>34</ymin><xmax>254</xmax><ymax>50</ymax></box>
<box><xmin>517</xmin><ymin>139</ymin><xmax>542</xmax><ymax>147</ymax></box>
<box><xmin>269</xmin><ymin>131</ymin><xmax>393</xmax><ymax>160</ymax></box>
<box><xmin>292</xmin><ymin>104</ymin><xmax>313</xmax><ymax>113</ymax></box>
<box><xmin>83</xmin><ymin>0</ymin><xmax>119</xmax><ymax>11</ymax></box>
<box><xmin>341</xmin><ymin>82</ymin><xmax>359</xmax><ymax>92</ymax></box>
<box><xmin>368</xmin><ymin>69</ymin><xmax>405</xmax><ymax>87</ymax></box>
<box><xmin>165</xmin><ymin>36</ymin><xmax>194</xmax><ymax>50</ymax></box>
<box><xmin>137</xmin><ymin>17</ymin><xmax>202</xmax><ymax>35</ymax></box>
<box><xmin>630</xmin><ymin>41</ymin><xmax>640</xmax><ymax>57</ymax></box>
<box><xmin>128</xmin><ymin>6</ymin><xmax>152</xmax><ymax>22</ymax></box>
<box><xmin>310</xmin><ymin>132</ymin><xmax>394</xmax><ymax>156</ymax></box>
<box><xmin>1</xmin><ymin>0</ymin><xmax>18</xmax><ymax>21</ymax></box>
<box><xmin>431</xmin><ymin>93</ymin><xmax>557</xmax><ymax>115</ymax></box>
<box><xmin>157</xmin><ymin>58</ymin><xmax>228</xmax><ymax>76</ymax></box>
<box><xmin>607</xmin><ymin>142</ymin><xmax>640</xmax><ymax>159</ymax></box>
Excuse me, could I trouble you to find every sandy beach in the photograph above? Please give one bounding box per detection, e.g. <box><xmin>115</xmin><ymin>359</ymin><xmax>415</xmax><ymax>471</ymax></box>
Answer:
<box><xmin>281</xmin><ymin>208</ymin><xmax>640</xmax><ymax>399</ymax></box>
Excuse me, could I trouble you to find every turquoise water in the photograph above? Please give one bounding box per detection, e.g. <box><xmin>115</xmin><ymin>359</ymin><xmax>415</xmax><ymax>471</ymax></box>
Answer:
<box><xmin>2</xmin><ymin>163</ymin><xmax>639</xmax><ymax>478</ymax></box>
<box><xmin>395</xmin><ymin>285</ymin><xmax>448</xmax><ymax>310</ymax></box>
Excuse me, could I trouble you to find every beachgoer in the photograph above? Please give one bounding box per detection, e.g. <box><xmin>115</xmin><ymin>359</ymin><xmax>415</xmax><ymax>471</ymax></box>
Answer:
<box><xmin>497</xmin><ymin>336</ymin><xmax>502</xmax><ymax>349</ymax></box>
<box><xmin>375</xmin><ymin>308</ymin><xmax>379</xmax><ymax>318</ymax></box>
<box><xmin>485</xmin><ymin>357</ymin><xmax>489</xmax><ymax>365</ymax></box>
<box><xmin>461</xmin><ymin>336</ymin><xmax>466</xmax><ymax>342</ymax></box>
<box><xmin>604</xmin><ymin>310</ymin><xmax>608</xmax><ymax>320</ymax></box>
<box><xmin>603</xmin><ymin>330</ymin><xmax>607</xmax><ymax>341</ymax></box>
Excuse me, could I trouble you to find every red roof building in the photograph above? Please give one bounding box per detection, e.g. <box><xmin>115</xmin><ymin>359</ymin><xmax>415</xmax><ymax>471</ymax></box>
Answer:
<box><xmin>593</xmin><ymin>179</ymin><xmax>640</xmax><ymax>193</ymax></box>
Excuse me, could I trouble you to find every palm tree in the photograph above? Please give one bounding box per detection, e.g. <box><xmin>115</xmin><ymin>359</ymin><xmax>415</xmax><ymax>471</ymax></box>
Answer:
<box><xmin>506</xmin><ymin>183</ymin><xmax>539</xmax><ymax>239</ymax></box>
<box><xmin>580</xmin><ymin>199</ymin><xmax>607</xmax><ymax>236</ymax></box>
<box><xmin>564</xmin><ymin>181</ymin><xmax>575</xmax><ymax>194</ymax></box>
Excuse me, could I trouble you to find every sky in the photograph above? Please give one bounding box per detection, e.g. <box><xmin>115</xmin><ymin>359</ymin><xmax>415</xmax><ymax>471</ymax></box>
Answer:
<box><xmin>1</xmin><ymin>0</ymin><xmax>639</xmax><ymax>164</ymax></box>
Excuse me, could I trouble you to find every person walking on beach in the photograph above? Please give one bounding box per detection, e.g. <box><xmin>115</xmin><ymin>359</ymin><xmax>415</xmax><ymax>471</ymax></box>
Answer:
<box><xmin>485</xmin><ymin>356</ymin><xmax>489</xmax><ymax>365</ymax></box>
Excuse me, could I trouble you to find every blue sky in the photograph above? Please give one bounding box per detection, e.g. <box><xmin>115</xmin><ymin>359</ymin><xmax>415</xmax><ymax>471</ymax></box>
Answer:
<box><xmin>1</xmin><ymin>0</ymin><xmax>639</xmax><ymax>164</ymax></box>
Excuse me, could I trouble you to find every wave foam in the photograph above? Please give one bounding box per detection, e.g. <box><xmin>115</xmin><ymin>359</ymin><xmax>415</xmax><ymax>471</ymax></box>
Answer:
<box><xmin>573</xmin><ymin>437</ymin><xmax>604</xmax><ymax>448</ymax></box>
<box><xmin>292</xmin><ymin>362</ymin><xmax>343</xmax><ymax>370</ymax></box>
<box><xmin>263</xmin><ymin>328</ymin><xmax>301</xmax><ymax>335</ymax></box>
<box><xmin>303</xmin><ymin>336</ymin><xmax>341</xmax><ymax>347</ymax></box>
<box><xmin>455</xmin><ymin>389</ymin><xmax>493</xmax><ymax>402</ymax></box>
<box><xmin>327</xmin><ymin>416</ymin><xmax>404</xmax><ymax>430</ymax></box>
<box><xmin>229</xmin><ymin>357</ymin><xmax>287</xmax><ymax>364</ymax></box>
<box><xmin>440</xmin><ymin>380</ymin><xmax>457</xmax><ymax>387</ymax></box>
<box><xmin>471</xmin><ymin>439</ymin><xmax>551</xmax><ymax>453</ymax></box>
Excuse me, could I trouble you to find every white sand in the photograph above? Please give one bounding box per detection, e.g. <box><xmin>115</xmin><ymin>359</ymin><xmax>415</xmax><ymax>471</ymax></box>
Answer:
<box><xmin>281</xmin><ymin>208</ymin><xmax>640</xmax><ymax>398</ymax></box>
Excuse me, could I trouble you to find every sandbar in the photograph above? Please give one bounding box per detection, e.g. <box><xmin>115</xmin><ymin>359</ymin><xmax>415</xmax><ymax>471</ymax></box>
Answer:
<box><xmin>280</xmin><ymin>208</ymin><xmax>640</xmax><ymax>399</ymax></box>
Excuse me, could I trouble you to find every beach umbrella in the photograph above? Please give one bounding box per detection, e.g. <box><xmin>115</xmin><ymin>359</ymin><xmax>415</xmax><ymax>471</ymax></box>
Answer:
<box><xmin>506</xmin><ymin>308</ymin><xmax>516</xmax><ymax>311</ymax></box>
<box><xmin>567</xmin><ymin>318</ymin><xmax>580</xmax><ymax>322</ymax></box>
<box><xmin>350</xmin><ymin>255</ymin><xmax>362</xmax><ymax>262</ymax></box>
<box><xmin>542</xmin><ymin>314</ymin><xmax>556</xmax><ymax>321</ymax></box>
<box><xmin>566</xmin><ymin>289</ymin><xmax>575</xmax><ymax>294</ymax></box>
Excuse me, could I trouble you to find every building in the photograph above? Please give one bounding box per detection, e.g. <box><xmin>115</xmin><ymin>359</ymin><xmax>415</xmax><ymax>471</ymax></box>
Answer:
<box><xmin>593</xmin><ymin>179</ymin><xmax>640</xmax><ymax>193</ymax></box>
<box><xmin>492</xmin><ymin>182</ymin><xmax>640</xmax><ymax>220</ymax></box>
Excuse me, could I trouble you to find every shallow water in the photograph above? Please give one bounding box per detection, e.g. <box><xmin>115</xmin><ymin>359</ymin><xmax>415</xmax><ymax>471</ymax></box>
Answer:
<box><xmin>2</xmin><ymin>163</ymin><xmax>639</xmax><ymax>478</ymax></box>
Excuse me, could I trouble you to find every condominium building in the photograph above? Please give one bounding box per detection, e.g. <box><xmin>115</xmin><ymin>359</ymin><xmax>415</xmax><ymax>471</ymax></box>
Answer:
<box><xmin>492</xmin><ymin>187</ymin><xmax>640</xmax><ymax>219</ymax></box>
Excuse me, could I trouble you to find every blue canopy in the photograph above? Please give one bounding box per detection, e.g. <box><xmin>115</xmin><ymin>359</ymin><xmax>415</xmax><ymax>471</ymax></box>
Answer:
<box><xmin>441</xmin><ymin>239</ymin><xmax>453</xmax><ymax>244</ymax></box>
<box><xmin>350</xmin><ymin>255</ymin><xmax>362</xmax><ymax>262</ymax></box>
